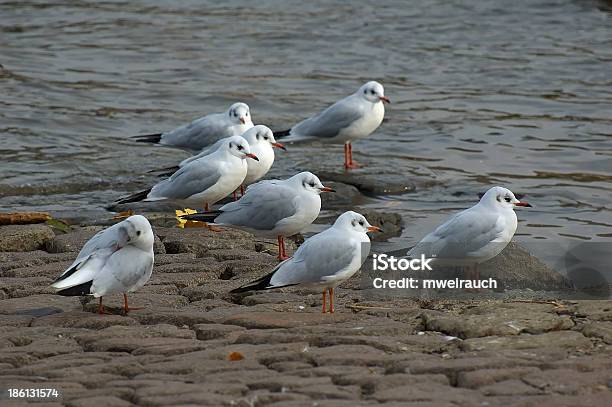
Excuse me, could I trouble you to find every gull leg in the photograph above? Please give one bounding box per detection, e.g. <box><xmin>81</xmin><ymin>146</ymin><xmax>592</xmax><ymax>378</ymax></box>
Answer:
<box><xmin>322</xmin><ymin>289</ymin><xmax>327</xmax><ymax>313</ymax></box>
<box><xmin>345</xmin><ymin>142</ymin><xmax>360</xmax><ymax>169</ymax></box>
<box><xmin>343</xmin><ymin>143</ymin><xmax>349</xmax><ymax>169</ymax></box>
<box><xmin>204</xmin><ymin>202</ymin><xmax>210</xmax><ymax>212</ymax></box>
<box><xmin>232</xmin><ymin>190</ymin><xmax>237</xmax><ymax>201</ymax></box>
<box><xmin>240</xmin><ymin>185</ymin><xmax>245</xmax><ymax>196</ymax></box>
<box><xmin>329</xmin><ymin>287</ymin><xmax>335</xmax><ymax>313</ymax></box>
<box><xmin>123</xmin><ymin>293</ymin><xmax>143</xmax><ymax>315</ymax></box>
<box><xmin>98</xmin><ymin>297</ymin><xmax>104</xmax><ymax>315</ymax></box>
<box><xmin>277</xmin><ymin>235</ymin><xmax>289</xmax><ymax>261</ymax></box>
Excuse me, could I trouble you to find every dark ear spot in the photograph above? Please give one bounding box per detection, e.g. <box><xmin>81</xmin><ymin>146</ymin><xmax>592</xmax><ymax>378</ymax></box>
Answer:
<box><xmin>496</xmin><ymin>195</ymin><xmax>502</xmax><ymax>202</ymax></box>
<box><xmin>351</xmin><ymin>220</ymin><xmax>356</xmax><ymax>227</ymax></box>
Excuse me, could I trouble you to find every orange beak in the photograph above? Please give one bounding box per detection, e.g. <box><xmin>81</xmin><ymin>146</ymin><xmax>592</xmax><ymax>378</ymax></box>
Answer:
<box><xmin>514</xmin><ymin>201</ymin><xmax>532</xmax><ymax>207</ymax></box>
<box><xmin>319</xmin><ymin>186</ymin><xmax>335</xmax><ymax>193</ymax></box>
<box><xmin>239</xmin><ymin>117</ymin><xmax>246</xmax><ymax>124</ymax></box>
<box><xmin>379</xmin><ymin>96</ymin><xmax>390</xmax><ymax>104</ymax></box>
<box><xmin>272</xmin><ymin>142</ymin><xmax>287</xmax><ymax>151</ymax></box>
<box><xmin>245</xmin><ymin>153</ymin><xmax>259</xmax><ymax>161</ymax></box>
<box><xmin>367</xmin><ymin>226</ymin><xmax>383</xmax><ymax>233</ymax></box>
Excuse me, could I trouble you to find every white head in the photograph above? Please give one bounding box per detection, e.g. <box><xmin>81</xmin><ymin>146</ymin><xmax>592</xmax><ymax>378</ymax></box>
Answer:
<box><xmin>227</xmin><ymin>102</ymin><xmax>252</xmax><ymax>126</ymax></box>
<box><xmin>222</xmin><ymin>135</ymin><xmax>259</xmax><ymax>161</ymax></box>
<box><xmin>480</xmin><ymin>186</ymin><xmax>532</xmax><ymax>210</ymax></box>
<box><xmin>358</xmin><ymin>81</ymin><xmax>389</xmax><ymax>104</ymax></box>
<box><xmin>333</xmin><ymin>211</ymin><xmax>382</xmax><ymax>234</ymax></box>
<box><xmin>241</xmin><ymin>125</ymin><xmax>286</xmax><ymax>151</ymax></box>
<box><xmin>288</xmin><ymin>171</ymin><xmax>335</xmax><ymax>195</ymax></box>
<box><xmin>117</xmin><ymin>215</ymin><xmax>154</xmax><ymax>251</ymax></box>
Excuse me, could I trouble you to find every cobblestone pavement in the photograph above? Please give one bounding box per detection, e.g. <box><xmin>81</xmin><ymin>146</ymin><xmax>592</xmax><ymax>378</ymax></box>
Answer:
<box><xmin>0</xmin><ymin>225</ymin><xmax>611</xmax><ymax>406</ymax></box>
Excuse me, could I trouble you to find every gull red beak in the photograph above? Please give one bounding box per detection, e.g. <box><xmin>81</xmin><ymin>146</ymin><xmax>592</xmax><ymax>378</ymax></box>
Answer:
<box><xmin>379</xmin><ymin>96</ymin><xmax>390</xmax><ymax>104</ymax></box>
<box><xmin>319</xmin><ymin>186</ymin><xmax>335</xmax><ymax>193</ymax></box>
<box><xmin>239</xmin><ymin>117</ymin><xmax>246</xmax><ymax>124</ymax></box>
<box><xmin>514</xmin><ymin>201</ymin><xmax>532</xmax><ymax>207</ymax></box>
<box><xmin>245</xmin><ymin>153</ymin><xmax>259</xmax><ymax>161</ymax></box>
<box><xmin>367</xmin><ymin>226</ymin><xmax>383</xmax><ymax>233</ymax></box>
<box><xmin>272</xmin><ymin>142</ymin><xmax>287</xmax><ymax>151</ymax></box>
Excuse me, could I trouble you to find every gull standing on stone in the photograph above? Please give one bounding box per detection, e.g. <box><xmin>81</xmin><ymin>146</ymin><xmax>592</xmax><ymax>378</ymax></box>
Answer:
<box><xmin>115</xmin><ymin>136</ymin><xmax>258</xmax><ymax>213</ymax></box>
<box><xmin>407</xmin><ymin>186</ymin><xmax>532</xmax><ymax>281</ymax></box>
<box><xmin>132</xmin><ymin>102</ymin><xmax>254</xmax><ymax>151</ymax></box>
<box><xmin>51</xmin><ymin>215</ymin><xmax>155</xmax><ymax>315</ymax></box>
<box><xmin>231</xmin><ymin>211</ymin><xmax>381</xmax><ymax>313</ymax></box>
<box><xmin>275</xmin><ymin>81</ymin><xmax>389</xmax><ymax>169</ymax></box>
<box><xmin>180</xmin><ymin>172</ymin><xmax>334</xmax><ymax>261</ymax></box>
<box><xmin>153</xmin><ymin>125</ymin><xmax>286</xmax><ymax>196</ymax></box>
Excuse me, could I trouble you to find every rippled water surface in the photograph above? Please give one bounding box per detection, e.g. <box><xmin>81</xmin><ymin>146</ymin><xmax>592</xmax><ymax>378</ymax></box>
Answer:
<box><xmin>1</xmin><ymin>0</ymin><xmax>611</xmax><ymax>255</ymax></box>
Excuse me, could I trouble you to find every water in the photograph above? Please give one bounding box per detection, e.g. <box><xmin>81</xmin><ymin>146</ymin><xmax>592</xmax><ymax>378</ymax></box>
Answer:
<box><xmin>1</xmin><ymin>1</ymin><xmax>611</xmax><ymax>264</ymax></box>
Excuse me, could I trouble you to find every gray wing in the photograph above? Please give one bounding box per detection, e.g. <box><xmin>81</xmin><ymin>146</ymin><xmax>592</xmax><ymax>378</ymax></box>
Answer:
<box><xmin>217</xmin><ymin>182</ymin><xmax>298</xmax><ymax>230</ymax></box>
<box><xmin>65</xmin><ymin>222</ymin><xmax>129</xmax><ymax>272</ymax></box>
<box><xmin>288</xmin><ymin>97</ymin><xmax>364</xmax><ymax>140</ymax></box>
<box><xmin>408</xmin><ymin>207</ymin><xmax>504</xmax><ymax>260</ymax></box>
<box><xmin>162</xmin><ymin>113</ymin><xmax>230</xmax><ymax>150</ymax></box>
<box><xmin>150</xmin><ymin>158</ymin><xmax>222</xmax><ymax>199</ymax></box>
<box><xmin>270</xmin><ymin>229</ymin><xmax>360</xmax><ymax>286</ymax></box>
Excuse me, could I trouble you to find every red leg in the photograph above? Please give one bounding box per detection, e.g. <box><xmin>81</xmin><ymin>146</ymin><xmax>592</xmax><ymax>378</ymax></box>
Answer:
<box><xmin>277</xmin><ymin>235</ymin><xmax>289</xmax><ymax>261</ymax></box>
<box><xmin>344</xmin><ymin>143</ymin><xmax>349</xmax><ymax>169</ymax></box>
<box><xmin>98</xmin><ymin>297</ymin><xmax>104</xmax><ymax>315</ymax></box>
<box><xmin>344</xmin><ymin>143</ymin><xmax>359</xmax><ymax>169</ymax></box>
<box><xmin>321</xmin><ymin>289</ymin><xmax>327</xmax><ymax>313</ymax></box>
<box><xmin>232</xmin><ymin>190</ymin><xmax>237</xmax><ymax>201</ymax></box>
<box><xmin>123</xmin><ymin>293</ymin><xmax>143</xmax><ymax>314</ymax></box>
<box><xmin>204</xmin><ymin>202</ymin><xmax>210</xmax><ymax>212</ymax></box>
<box><xmin>240</xmin><ymin>185</ymin><xmax>245</xmax><ymax>196</ymax></box>
<box><xmin>329</xmin><ymin>287</ymin><xmax>335</xmax><ymax>313</ymax></box>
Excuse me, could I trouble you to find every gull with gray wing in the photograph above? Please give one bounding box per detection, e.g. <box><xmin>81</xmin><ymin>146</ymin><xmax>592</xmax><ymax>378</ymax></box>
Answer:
<box><xmin>180</xmin><ymin>172</ymin><xmax>334</xmax><ymax>260</ymax></box>
<box><xmin>275</xmin><ymin>81</ymin><xmax>389</xmax><ymax>169</ymax></box>
<box><xmin>231</xmin><ymin>211</ymin><xmax>382</xmax><ymax>313</ymax></box>
<box><xmin>51</xmin><ymin>215</ymin><xmax>155</xmax><ymax>315</ymax></box>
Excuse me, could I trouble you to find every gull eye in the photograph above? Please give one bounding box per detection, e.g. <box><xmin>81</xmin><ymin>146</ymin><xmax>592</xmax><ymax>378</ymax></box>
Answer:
<box><xmin>504</xmin><ymin>196</ymin><xmax>512</xmax><ymax>203</ymax></box>
<box><xmin>264</xmin><ymin>136</ymin><xmax>269</xmax><ymax>140</ymax></box>
<box><xmin>358</xmin><ymin>220</ymin><xmax>364</xmax><ymax>226</ymax></box>
<box><xmin>136</xmin><ymin>231</ymin><xmax>141</xmax><ymax>236</ymax></box>
<box><xmin>237</xmin><ymin>145</ymin><xmax>244</xmax><ymax>151</ymax></box>
<box><xmin>309</xmin><ymin>181</ymin><xmax>315</xmax><ymax>187</ymax></box>
<box><xmin>370</xmin><ymin>89</ymin><xmax>375</xmax><ymax>94</ymax></box>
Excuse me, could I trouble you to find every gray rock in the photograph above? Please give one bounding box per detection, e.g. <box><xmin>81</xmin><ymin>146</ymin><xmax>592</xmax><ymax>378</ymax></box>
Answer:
<box><xmin>0</xmin><ymin>224</ymin><xmax>55</xmax><ymax>252</ymax></box>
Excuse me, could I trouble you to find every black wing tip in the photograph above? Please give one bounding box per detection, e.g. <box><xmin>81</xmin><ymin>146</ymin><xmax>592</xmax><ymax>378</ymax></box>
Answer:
<box><xmin>56</xmin><ymin>280</ymin><xmax>93</xmax><ymax>296</ymax></box>
<box><xmin>131</xmin><ymin>133</ymin><xmax>163</xmax><ymax>144</ymax></box>
<box><xmin>230</xmin><ymin>272</ymin><xmax>275</xmax><ymax>294</ymax></box>
<box><xmin>115</xmin><ymin>187</ymin><xmax>152</xmax><ymax>205</ymax></box>
<box><xmin>180</xmin><ymin>211</ymin><xmax>221</xmax><ymax>223</ymax></box>
<box><xmin>273</xmin><ymin>129</ymin><xmax>291</xmax><ymax>139</ymax></box>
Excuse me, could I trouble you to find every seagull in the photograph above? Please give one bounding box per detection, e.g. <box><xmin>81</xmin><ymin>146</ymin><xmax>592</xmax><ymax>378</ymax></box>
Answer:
<box><xmin>115</xmin><ymin>136</ymin><xmax>258</xmax><ymax>213</ymax></box>
<box><xmin>407</xmin><ymin>186</ymin><xmax>532</xmax><ymax>282</ymax></box>
<box><xmin>180</xmin><ymin>172</ymin><xmax>334</xmax><ymax>261</ymax></box>
<box><xmin>231</xmin><ymin>211</ymin><xmax>382</xmax><ymax>313</ymax></box>
<box><xmin>51</xmin><ymin>215</ymin><xmax>155</xmax><ymax>315</ymax></box>
<box><xmin>131</xmin><ymin>102</ymin><xmax>254</xmax><ymax>151</ymax></box>
<box><xmin>152</xmin><ymin>125</ymin><xmax>286</xmax><ymax>196</ymax></box>
<box><xmin>275</xmin><ymin>81</ymin><xmax>389</xmax><ymax>169</ymax></box>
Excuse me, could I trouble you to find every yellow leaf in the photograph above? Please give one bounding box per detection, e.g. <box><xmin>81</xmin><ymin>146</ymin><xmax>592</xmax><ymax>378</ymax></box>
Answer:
<box><xmin>175</xmin><ymin>208</ymin><xmax>198</xmax><ymax>229</ymax></box>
